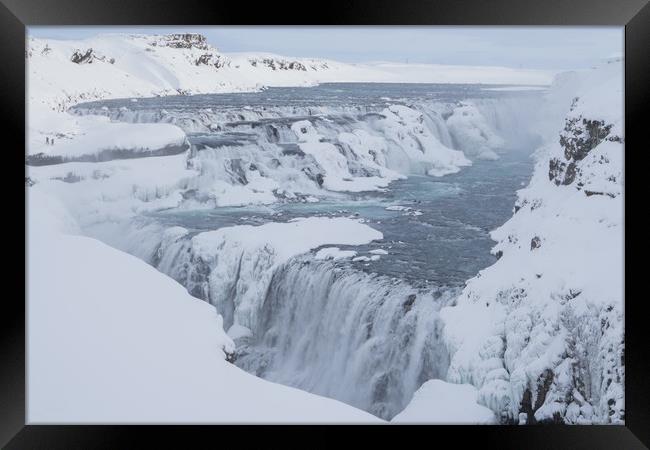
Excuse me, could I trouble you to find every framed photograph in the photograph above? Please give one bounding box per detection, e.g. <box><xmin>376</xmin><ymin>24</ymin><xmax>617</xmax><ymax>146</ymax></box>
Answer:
<box><xmin>3</xmin><ymin>0</ymin><xmax>649</xmax><ymax>447</ymax></box>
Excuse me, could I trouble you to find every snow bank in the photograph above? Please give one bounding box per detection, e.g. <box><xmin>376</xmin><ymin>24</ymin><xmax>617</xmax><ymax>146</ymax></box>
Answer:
<box><xmin>27</xmin><ymin>153</ymin><xmax>196</xmax><ymax>228</ymax></box>
<box><xmin>391</xmin><ymin>380</ymin><xmax>496</xmax><ymax>424</ymax></box>
<box><xmin>27</xmin><ymin>187</ymin><xmax>382</xmax><ymax>423</ymax></box>
<box><xmin>193</xmin><ymin>217</ymin><xmax>382</xmax><ymax>265</ymax></box>
<box><xmin>440</xmin><ymin>60</ymin><xmax>624</xmax><ymax>424</ymax></box>
<box><xmin>28</xmin><ymin>113</ymin><xmax>187</xmax><ymax>160</ymax></box>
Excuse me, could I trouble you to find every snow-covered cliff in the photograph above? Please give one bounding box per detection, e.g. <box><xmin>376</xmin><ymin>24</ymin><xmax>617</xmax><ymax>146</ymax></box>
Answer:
<box><xmin>439</xmin><ymin>60</ymin><xmax>624</xmax><ymax>424</ymax></box>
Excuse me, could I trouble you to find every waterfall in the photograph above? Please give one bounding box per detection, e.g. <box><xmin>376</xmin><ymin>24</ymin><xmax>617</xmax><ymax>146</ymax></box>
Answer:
<box><xmin>470</xmin><ymin>96</ymin><xmax>545</xmax><ymax>149</ymax></box>
<box><xmin>234</xmin><ymin>257</ymin><xmax>457</xmax><ymax>420</ymax></box>
<box><xmin>98</xmin><ymin>219</ymin><xmax>456</xmax><ymax>420</ymax></box>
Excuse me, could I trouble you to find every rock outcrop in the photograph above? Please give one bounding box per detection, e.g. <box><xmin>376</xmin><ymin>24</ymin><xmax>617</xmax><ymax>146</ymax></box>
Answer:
<box><xmin>156</xmin><ymin>33</ymin><xmax>209</xmax><ymax>50</ymax></box>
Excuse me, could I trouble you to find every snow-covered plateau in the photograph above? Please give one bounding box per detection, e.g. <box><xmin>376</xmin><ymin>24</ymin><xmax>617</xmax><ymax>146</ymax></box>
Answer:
<box><xmin>26</xmin><ymin>33</ymin><xmax>623</xmax><ymax>424</ymax></box>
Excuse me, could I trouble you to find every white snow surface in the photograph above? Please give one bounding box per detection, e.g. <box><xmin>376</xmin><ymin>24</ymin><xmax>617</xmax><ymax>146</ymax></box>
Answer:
<box><xmin>391</xmin><ymin>380</ymin><xmax>496</xmax><ymax>424</ymax></box>
<box><xmin>191</xmin><ymin>217</ymin><xmax>381</xmax><ymax>266</ymax></box>
<box><xmin>27</xmin><ymin>187</ymin><xmax>383</xmax><ymax>423</ymax></box>
<box><xmin>439</xmin><ymin>60</ymin><xmax>624</xmax><ymax>424</ymax></box>
<box><xmin>29</xmin><ymin>113</ymin><xmax>187</xmax><ymax>158</ymax></box>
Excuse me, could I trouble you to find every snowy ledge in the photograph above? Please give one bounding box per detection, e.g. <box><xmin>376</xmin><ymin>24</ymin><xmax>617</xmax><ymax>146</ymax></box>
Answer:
<box><xmin>28</xmin><ymin>116</ymin><xmax>189</xmax><ymax>165</ymax></box>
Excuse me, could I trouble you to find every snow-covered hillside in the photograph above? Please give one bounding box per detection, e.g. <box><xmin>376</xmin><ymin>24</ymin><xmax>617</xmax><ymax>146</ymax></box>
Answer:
<box><xmin>27</xmin><ymin>33</ymin><xmax>364</xmax><ymax>111</ymax></box>
<box><xmin>439</xmin><ymin>60</ymin><xmax>624</xmax><ymax>424</ymax></box>
<box><xmin>27</xmin><ymin>187</ymin><xmax>383</xmax><ymax>423</ymax></box>
<box><xmin>27</xmin><ymin>33</ymin><xmax>554</xmax><ymax>111</ymax></box>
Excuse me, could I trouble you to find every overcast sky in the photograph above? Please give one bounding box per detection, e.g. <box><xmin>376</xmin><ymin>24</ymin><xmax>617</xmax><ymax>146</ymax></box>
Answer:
<box><xmin>28</xmin><ymin>26</ymin><xmax>623</xmax><ymax>71</ymax></box>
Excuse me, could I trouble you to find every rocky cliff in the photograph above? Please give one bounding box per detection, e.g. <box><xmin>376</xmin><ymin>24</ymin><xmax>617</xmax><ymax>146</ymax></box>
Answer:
<box><xmin>440</xmin><ymin>60</ymin><xmax>624</xmax><ymax>424</ymax></box>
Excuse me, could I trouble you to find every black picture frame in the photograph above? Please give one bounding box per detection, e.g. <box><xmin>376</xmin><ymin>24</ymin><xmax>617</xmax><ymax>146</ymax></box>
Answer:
<box><xmin>3</xmin><ymin>0</ymin><xmax>648</xmax><ymax>447</ymax></box>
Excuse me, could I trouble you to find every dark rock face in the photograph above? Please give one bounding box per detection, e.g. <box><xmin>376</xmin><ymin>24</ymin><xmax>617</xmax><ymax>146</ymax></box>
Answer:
<box><xmin>224</xmin><ymin>348</ymin><xmax>237</xmax><ymax>363</ymax></box>
<box><xmin>549</xmin><ymin>110</ymin><xmax>617</xmax><ymax>186</ymax></box>
<box><xmin>249</xmin><ymin>57</ymin><xmax>308</xmax><ymax>71</ymax></box>
<box><xmin>519</xmin><ymin>370</ymin><xmax>563</xmax><ymax>424</ymax></box>
<box><xmin>560</xmin><ymin>118</ymin><xmax>612</xmax><ymax>162</ymax></box>
<box><xmin>70</xmin><ymin>48</ymin><xmax>96</xmax><ymax>64</ymax></box>
<box><xmin>195</xmin><ymin>53</ymin><xmax>227</xmax><ymax>69</ymax></box>
<box><xmin>530</xmin><ymin>236</ymin><xmax>541</xmax><ymax>250</ymax></box>
<box><xmin>403</xmin><ymin>294</ymin><xmax>417</xmax><ymax>313</ymax></box>
<box><xmin>70</xmin><ymin>48</ymin><xmax>114</xmax><ymax>65</ymax></box>
<box><xmin>159</xmin><ymin>33</ymin><xmax>208</xmax><ymax>50</ymax></box>
<box><xmin>584</xmin><ymin>190</ymin><xmax>616</xmax><ymax>198</ymax></box>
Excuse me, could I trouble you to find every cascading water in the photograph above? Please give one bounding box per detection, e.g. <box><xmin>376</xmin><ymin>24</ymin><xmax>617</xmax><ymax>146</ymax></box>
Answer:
<box><xmin>69</xmin><ymin>83</ymin><xmax>542</xmax><ymax>420</ymax></box>
<box><xmin>71</xmin><ymin>83</ymin><xmax>543</xmax><ymax>195</ymax></box>
<box><xmin>235</xmin><ymin>258</ymin><xmax>457</xmax><ymax>419</ymax></box>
